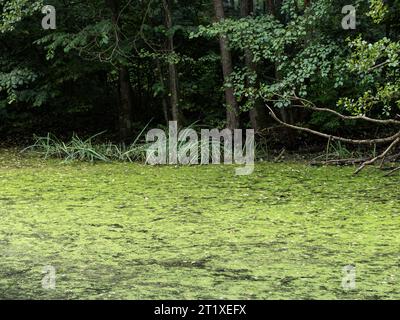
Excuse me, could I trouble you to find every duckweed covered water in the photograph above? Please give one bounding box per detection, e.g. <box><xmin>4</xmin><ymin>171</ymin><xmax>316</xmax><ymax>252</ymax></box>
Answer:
<box><xmin>0</xmin><ymin>150</ymin><xmax>399</xmax><ymax>299</ymax></box>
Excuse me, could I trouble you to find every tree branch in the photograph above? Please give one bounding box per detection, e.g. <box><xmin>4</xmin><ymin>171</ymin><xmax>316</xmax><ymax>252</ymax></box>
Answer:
<box><xmin>265</xmin><ymin>104</ymin><xmax>400</xmax><ymax>145</ymax></box>
<box><xmin>290</xmin><ymin>95</ymin><xmax>400</xmax><ymax>126</ymax></box>
<box><xmin>354</xmin><ymin>137</ymin><xmax>400</xmax><ymax>174</ymax></box>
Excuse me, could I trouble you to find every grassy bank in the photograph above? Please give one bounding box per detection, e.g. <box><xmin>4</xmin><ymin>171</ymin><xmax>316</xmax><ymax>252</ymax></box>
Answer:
<box><xmin>0</xmin><ymin>150</ymin><xmax>399</xmax><ymax>299</ymax></box>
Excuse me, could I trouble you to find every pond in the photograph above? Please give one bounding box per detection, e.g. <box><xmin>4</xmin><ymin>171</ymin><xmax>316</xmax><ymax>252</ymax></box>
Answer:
<box><xmin>0</xmin><ymin>150</ymin><xmax>399</xmax><ymax>299</ymax></box>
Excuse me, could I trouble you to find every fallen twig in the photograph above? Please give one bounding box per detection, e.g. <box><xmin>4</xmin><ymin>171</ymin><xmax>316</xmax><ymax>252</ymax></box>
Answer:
<box><xmin>384</xmin><ymin>167</ymin><xmax>400</xmax><ymax>177</ymax></box>
<box><xmin>274</xmin><ymin>148</ymin><xmax>286</xmax><ymax>162</ymax></box>
<box><xmin>310</xmin><ymin>158</ymin><xmax>369</xmax><ymax>166</ymax></box>
<box><xmin>354</xmin><ymin>138</ymin><xmax>400</xmax><ymax>175</ymax></box>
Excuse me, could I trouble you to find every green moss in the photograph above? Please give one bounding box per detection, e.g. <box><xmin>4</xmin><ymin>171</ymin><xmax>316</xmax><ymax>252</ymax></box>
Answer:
<box><xmin>0</xmin><ymin>150</ymin><xmax>399</xmax><ymax>299</ymax></box>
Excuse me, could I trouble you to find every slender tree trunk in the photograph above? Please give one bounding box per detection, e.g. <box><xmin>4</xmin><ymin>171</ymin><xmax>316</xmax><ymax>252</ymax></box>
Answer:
<box><xmin>162</xmin><ymin>0</ymin><xmax>181</xmax><ymax>125</ymax></box>
<box><xmin>106</xmin><ymin>0</ymin><xmax>134</xmax><ymax>141</ymax></box>
<box><xmin>266</xmin><ymin>0</ymin><xmax>275</xmax><ymax>15</ymax></box>
<box><xmin>118</xmin><ymin>67</ymin><xmax>134</xmax><ymax>140</ymax></box>
<box><xmin>241</xmin><ymin>0</ymin><xmax>268</xmax><ymax>132</ymax></box>
<box><xmin>155</xmin><ymin>59</ymin><xmax>170</xmax><ymax>125</ymax></box>
<box><xmin>213</xmin><ymin>0</ymin><xmax>240</xmax><ymax>129</ymax></box>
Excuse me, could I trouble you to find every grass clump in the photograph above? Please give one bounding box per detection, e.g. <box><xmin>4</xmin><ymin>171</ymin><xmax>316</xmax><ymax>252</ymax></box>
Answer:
<box><xmin>23</xmin><ymin>132</ymin><xmax>149</xmax><ymax>163</ymax></box>
<box><xmin>22</xmin><ymin>124</ymin><xmax>253</xmax><ymax>165</ymax></box>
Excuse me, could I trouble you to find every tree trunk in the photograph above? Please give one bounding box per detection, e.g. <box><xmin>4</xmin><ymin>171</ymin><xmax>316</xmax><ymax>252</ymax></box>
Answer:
<box><xmin>162</xmin><ymin>0</ymin><xmax>181</xmax><ymax>125</ymax></box>
<box><xmin>155</xmin><ymin>59</ymin><xmax>170</xmax><ymax>125</ymax></box>
<box><xmin>118</xmin><ymin>66</ymin><xmax>134</xmax><ymax>140</ymax></box>
<box><xmin>106</xmin><ymin>0</ymin><xmax>134</xmax><ymax>141</ymax></box>
<box><xmin>213</xmin><ymin>0</ymin><xmax>240</xmax><ymax>129</ymax></box>
<box><xmin>241</xmin><ymin>0</ymin><xmax>268</xmax><ymax>132</ymax></box>
<box><xmin>266</xmin><ymin>0</ymin><xmax>275</xmax><ymax>15</ymax></box>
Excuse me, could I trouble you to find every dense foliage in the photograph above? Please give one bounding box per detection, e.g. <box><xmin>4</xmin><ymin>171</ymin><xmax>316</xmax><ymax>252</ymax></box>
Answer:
<box><xmin>1</xmin><ymin>0</ymin><xmax>399</xmax><ymax>150</ymax></box>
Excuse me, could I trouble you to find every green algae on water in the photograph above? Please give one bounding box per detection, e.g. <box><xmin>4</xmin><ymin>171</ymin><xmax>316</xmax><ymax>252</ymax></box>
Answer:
<box><xmin>0</xmin><ymin>150</ymin><xmax>399</xmax><ymax>299</ymax></box>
